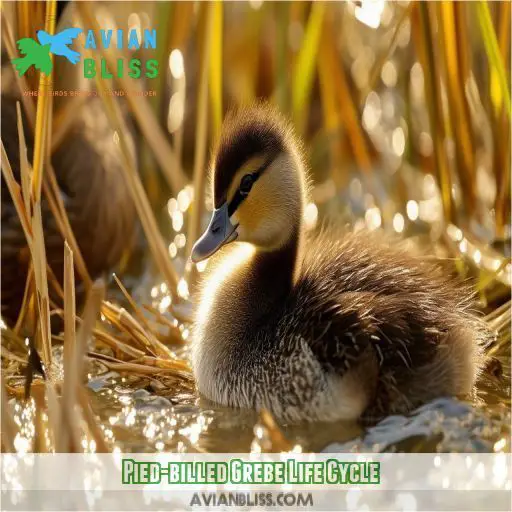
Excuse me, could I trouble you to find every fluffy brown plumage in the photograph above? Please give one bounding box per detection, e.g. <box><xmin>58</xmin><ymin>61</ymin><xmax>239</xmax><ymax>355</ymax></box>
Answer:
<box><xmin>191</xmin><ymin>104</ymin><xmax>489</xmax><ymax>422</ymax></box>
<box><xmin>1</xmin><ymin>93</ymin><xmax>136</xmax><ymax>323</ymax></box>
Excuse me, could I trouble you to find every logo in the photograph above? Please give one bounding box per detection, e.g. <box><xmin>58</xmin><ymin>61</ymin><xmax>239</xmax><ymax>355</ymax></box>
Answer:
<box><xmin>12</xmin><ymin>27</ymin><xmax>159</xmax><ymax>80</ymax></box>
<box><xmin>12</xmin><ymin>28</ymin><xmax>82</xmax><ymax>76</ymax></box>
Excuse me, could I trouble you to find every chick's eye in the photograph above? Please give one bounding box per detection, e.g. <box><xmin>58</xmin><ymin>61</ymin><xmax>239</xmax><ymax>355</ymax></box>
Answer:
<box><xmin>239</xmin><ymin>174</ymin><xmax>254</xmax><ymax>194</ymax></box>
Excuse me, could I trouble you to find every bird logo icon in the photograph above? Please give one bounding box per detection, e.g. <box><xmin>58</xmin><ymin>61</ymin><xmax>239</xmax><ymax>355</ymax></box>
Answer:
<box><xmin>12</xmin><ymin>27</ymin><xmax>83</xmax><ymax>76</ymax></box>
<box><xmin>11</xmin><ymin>39</ymin><xmax>53</xmax><ymax>77</ymax></box>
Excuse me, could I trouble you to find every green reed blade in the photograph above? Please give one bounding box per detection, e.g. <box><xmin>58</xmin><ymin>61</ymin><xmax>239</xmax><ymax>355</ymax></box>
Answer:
<box><xmin>292</xmin><ymin>1</ymin><xmax>325</xmax><ymax>134</ymax></box>
<box><xmin>475</xmin><ymin>0</ymin><xmax>511</xmax><ymax>118</ymax></box>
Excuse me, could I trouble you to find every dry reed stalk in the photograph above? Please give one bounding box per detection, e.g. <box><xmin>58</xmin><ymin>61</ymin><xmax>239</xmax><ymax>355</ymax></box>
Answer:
<box><xmin>27</xmin><ymin>384</ymin><xmax>47</xmax><ymax>453</ymax></box>
<box><xmin>16</xmin><ymin>1</ymin><xmax>30</xmax><ymax>46</ymax></box>
<box><xmin>76</xmin><ymin>2</ymin><xmax>187</xmax><ymax>195</ymax></box>
<box><xmin>454</xmin><ymin>3</ymin><xmax>472</xmax><ymax>86</ymax></box>
<box><xmin>49</xmin><ymin>279</ymin><xmax>104</xmax><ymax>452</ymax></box>
<box><xmin>171</xmin><ymin>98</ymin><xmax>185</xmax><ymax>178</ymax></box>
<box><xmin>318</xmin><ymin>29</ymin><xmax>344</xmax><ymax>188</ymax></box>
<box><xmin>13</xmin><ymin>265</ymin><xmax>34</xmax><ymax>334</ymax></box>
<box><xmin>477</xmin><ymin>254</ymin><xmax>511</xmax><ymax>291</ymax></box>
<box><xmin>185</xmin><ymin>1</ymin><xmax>215</xmax><ymax>263</ymax></box>
<box><xmin>16</xmin><ymin>103</ymin><xmax>63</xmax><ymax>309</ymax></box>
<box><xmin>93</xmin><ymin>328</ymin><xmax>146</xmax><ymax>359</ymax></box>
<box><xmin>14</xmin><ymin>1</ymin><xmax>44</xmax><ymax>90</ymax></box>
<box><xmin>494</xmin><ymin>130</ymin><xmax>511</xmax><ymax>238</ymax></box>
<box><xmin>493</xmin><ymin>1</ymin><xmax>511</xmax><ymax>237</ymax></box>
<box><xmin>16</xmin><ymin>103</ymin><xmax>32</xmax><ymax>217</ymax></box>
<box><xmin>31</xmin><ymin>0</ymin><xmax>56</xmax><ymax>203</ymax></box>
<box><xmin>33</xmin><ymin>409</ymin><xmax>46</xmax><ymax>453</ymax></box>
<box><xmin>321</xmin><ymin>19</ymin><xmax>373</xmax><ymax>174</ymax></box>
<box><xmin>453</xmin><ymin>5</ymin><xmax>473</xmax><ymax>90</ymax></box>
<box><xmin>413</xmin><ymin>4</ymin><xmax>454</xmax><ymax>224</ymax></box>
<box><xmin>81</xmin><ymin>56</ymin><xmax>180</xmax><ymax>297</ymax></box>
<box><xmin>1</xmin><ymin>377</ymin><xmax>17</xmax><ymax>452</ymax></box>
<box><xmin>488</xmin><ymin>310</ymin><xmax>511</xmax><ymax>338</ymax></box>
<box><xmin>77</xmin><ymin>386</ymin><xmax>109</xmax><ymax>453</ymax></box>
<box><xmin>497</xmin><ymin>1</ymin><xmax>511</xmax><ymax>85</ymax></box>
<box><xmin>0</xmin><ymin>64</ymin><xmax>56</xmax><ymax>372</ymax></box>
<box><xmin>45</xmin><ymin>91</ymin><xmax>54</xmax><ymax>157</ymax></box>
<box><xmin>209</xmin><ymin>0</ymin><xmax>223</xmax><ymax>140</ymax></box>
<box><xmin>242</xmin><ymin>5</ymin><xmax>263</xmax><ymax>101</ymax></box>
<box><xmin>453</xmin><ymin>3</ymin><xmax>479</xmax><ymax>211</ymax></box>
<box><xmin>436</xmin><ymin>1</ymin><xmax>476</xmax><ymax>215</ymax></box>
<box><xmin>137</xmin><ymin>355</ymin><xmax>190</xmax><ymax>373</ymax></box>
<box><xmin>87</xmin><ymin>351</ymin><xmax>126</xmax><ymax>365</ymax></box>
<box><xmin>0</xmin><ymin>10</ymin><xmax>36</xmax><ymax>128</ymax></box>
<box><xmin>16</xmin><ymin>1</ymin><xmax>44</xmax><ymax>44</ymax></box>
<box><xmin>98</xmin><ymin>360</ymin><xmax>191</xmax><ymax>378</ymax></box>
<box><xmin>485</xmin><ymin>299</ymin><xmax>511</xmax><ymax>323</ymax></box>
<box><xmin>31</xmin><ymin>202</ymin><xmax>52</xmax><ymax>368</ymax></box>
<box><xmin>45</xmin><ymin>380</ymin><xmax>64</xmax><ymax>452</ymax></box>
<box><xmin>59</xmin><ymin>242</ymin><xmax>82</xmax><ymax>452</ymax></box>
<box><xmin>75</xmin><ymin>281</ymin><xmax>105</xmax><ymax>377</ymax></box>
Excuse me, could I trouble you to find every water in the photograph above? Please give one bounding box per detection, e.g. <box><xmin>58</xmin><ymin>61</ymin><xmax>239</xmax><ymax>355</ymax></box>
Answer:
<box><xmin>59</xmin><ymin>360</ymin><xmax>509</xmax><ymax>454</ymax></box>
<box><xmin>10</xmin><ymin>343</ymin><xmax>507</xmax><ymax>455</ymax></box>
<box><xmin>85</xmin><ymin>356</ymin><xmax>509</xmax><ymax>453</ymax></box>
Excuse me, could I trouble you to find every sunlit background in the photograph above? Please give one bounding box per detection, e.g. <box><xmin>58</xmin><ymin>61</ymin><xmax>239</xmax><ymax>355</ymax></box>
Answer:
<box><xmin>0</xmin><ymin>0</ymin><xmax>510</xmax><ymax>459</ymax></box>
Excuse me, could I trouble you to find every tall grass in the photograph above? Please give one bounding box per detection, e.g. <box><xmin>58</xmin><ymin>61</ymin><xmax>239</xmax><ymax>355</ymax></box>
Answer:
<box><xmin>292</xmin><ymin>1</ymin><xmax>325</xmax><ymax>135</ymax></box>
<box><xmin>185</xmin><ymin>2</ymin><xmax>215</xmax><ymax>264</ymax></box>
<box><xmin>31</xmin><ymin>0</ymin><xmax>56</xmax><ymax>203</ymax></box>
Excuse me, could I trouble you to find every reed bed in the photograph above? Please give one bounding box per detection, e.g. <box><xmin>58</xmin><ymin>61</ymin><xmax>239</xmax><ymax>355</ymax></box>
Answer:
<box><xmin>1</xmin><ymin>0</ymin><xmax>510</xmax><ymax>454</ymax></box>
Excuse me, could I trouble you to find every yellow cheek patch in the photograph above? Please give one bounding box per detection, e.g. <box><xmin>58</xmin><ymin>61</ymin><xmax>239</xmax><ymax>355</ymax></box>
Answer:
<box><xmin>235</xmin><ymin>167</ymin><xmax>285</xmax><ymax>244</ymax></box>
<box><xmin>236</xmin><ymin>191</ymin><xmax>266</xmax><ymax>233</ymax></box>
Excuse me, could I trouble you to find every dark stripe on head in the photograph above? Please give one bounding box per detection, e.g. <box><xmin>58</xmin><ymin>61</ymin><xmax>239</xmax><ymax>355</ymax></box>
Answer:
<box><xmin>213</xmin><ymin>107</ymin><xmax>287</xmax><ymax>208</ymax></box>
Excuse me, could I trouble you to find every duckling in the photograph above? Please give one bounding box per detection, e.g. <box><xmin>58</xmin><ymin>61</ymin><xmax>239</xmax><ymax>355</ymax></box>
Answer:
<box><xmin>190</xmin><ymin>104</ymin><xmax>488</xmax><ymax>423</ymax></box>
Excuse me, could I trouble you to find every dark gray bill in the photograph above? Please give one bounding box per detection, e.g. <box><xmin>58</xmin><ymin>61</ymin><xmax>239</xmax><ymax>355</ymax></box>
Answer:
<box><xmin>191</xmin><ymin>203</ymin><xmax>238</xmax><ymax>263</ymax></box>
